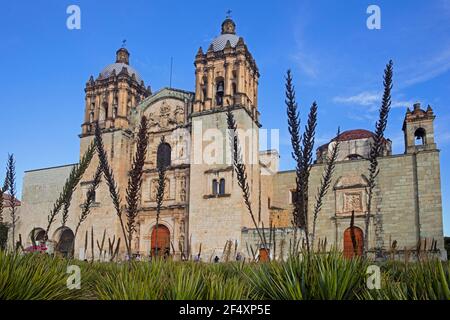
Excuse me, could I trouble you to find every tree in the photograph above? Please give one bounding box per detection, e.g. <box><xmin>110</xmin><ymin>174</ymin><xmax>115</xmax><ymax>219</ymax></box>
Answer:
<box><xmin>0</xmin><ymin>158</ymin><xmax>9</xmax><ymax>250</ymax></box>
<box><xmin>6</xmin><ymin>154</ymin><xmax>18</xmax><ymax>250</ymax></box>
<box><xmin>285</xmin><ymin>70</ymin><xmax>318</xmax><ymax>253</ymax></box>
<box><xmin>125</xmin><ymin>116</ymin><xmax>149</xmax><ymax>257</ymax></box>
<box><xmin>45</xmin><ymin>143</ymin><xmax>95</xmax><ymax>239</ymax></box>
<box><xmin>364</xmin><ymin>60</ymin><xmax>393</xmax><ymax>257</ymax></box>
<box><xmin>74</xmin><ymin>165</ymin><xmax>102</xmax><ymax>239</ymax></box>
<box><xmin>311</xmin><ymin>128</ymin><xmax>341</xmax><ymax>249</ymax></box>
<box><xmin>94</xmin><ymin>122</ymin><xmax>130</xmax><ymax>258</ymax></box>
<box><xmin>154</xmin><ymin>136</ymin><xmax>167</xmax><ymax>258</ymax></box>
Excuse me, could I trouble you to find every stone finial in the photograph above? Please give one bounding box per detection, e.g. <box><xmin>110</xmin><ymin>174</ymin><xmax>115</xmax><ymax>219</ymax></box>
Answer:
<box><xmin>406</xmin><ymin>107</ymin><xmax>411</xmax><ymax>114</ymax></box>
<box><xmin>196</xmin><ymin>47</ymin><xmax>204</xmax><ymax>56</ymax></box>
<box><xmin>119</xmin><ymin>66</ymin><xmax>129</xmax><ymax>75</ymax></box>
<box><xmin>116</xmin><ymin>47</ymin><xmax>130</xmax><ymax>65</ymax></box>
<box><xmin>224</xmin><ymin>40</ymin><xmax>232</xmax><ymax>49</ymax></box>
<box><xmin>221</xmin><ymin>18</ymin><xmax>236</xmax><ymax>35</ymax></box>
<box><xmin>236</xmin><ymin>37</ymin><xmax>245</xmax><ymax>47</ymax></box>
<box><xmin>427</xmin><ymin>105</ymin><xmax>433</xmax><ymax>112</ymax></box>
<box><xmin>207</xmin><ymin>43</ymin><xmax>214</xmax><ymax>53</ymax></box>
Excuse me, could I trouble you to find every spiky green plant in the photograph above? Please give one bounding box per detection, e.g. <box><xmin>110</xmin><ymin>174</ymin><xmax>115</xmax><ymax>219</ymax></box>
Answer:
<box><xmin>365</xmin><ymin>60</ymin><xmax>393</xmax><ymax>257</ymax></box>
<box><xmin>154</xmin><ymin>136</ymin><xmax>167</xmax><ymax>258</ymax></box>
<box><xmin>226</xmin><ymin>107</ymin><xmax>268</xmax><ymax>252</ymax></box>
<box><xmin>125</xmin><ymin>116</ymin><xmax>149</xmax><ymax>256</ymax></box>
<box><xmin>0</xmin><ymin>251</ymin><xmax>88</xmax><ymax>300</ymax></box>
<box><xmin>6</xmin><ymin>154</ymin><xmax>18</xmax><ymax>249</ymax></box>
<box><xmin>95</xmin><ymin>260</ymin><xmax>165</xmax><ymax>299</ymax></box>
<box><xmin>94</xmin><ymin>122</ymin><xmax>130</xmax><ymax>256</ymax></box>
<box><xmin>311</xmin><ymin>127</ymin><xmax>340</xmax><ymax>248</ymax></box>
<box><xmin>46</xmin><ymin>143</ymin><xmax>95</xmax><ymax>238</ymax></box>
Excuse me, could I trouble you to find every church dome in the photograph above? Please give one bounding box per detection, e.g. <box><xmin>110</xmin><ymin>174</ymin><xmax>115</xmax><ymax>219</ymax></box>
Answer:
<box><xmin>98</xmin><ymin>47</ymin><xmax>144</xmax><ymax>83</ymax></box>
<box><xmin>333</xmin><ymin>129</ymin><xmax>376</xmax><ymax>142</ymax></box>
<box><xmin>210</xmin><ymin>17</ymin><xmax>241</xmax><ymax>52</ymax></box>
<box><xmin>211</xmin><ymin>33</ymin><xmax>240</xmax><ymax>51</ymax></box>
<box><xmin>100</xmin><ymin>62</ymin><xmax>143</xmax><ymax>83</ymax></box>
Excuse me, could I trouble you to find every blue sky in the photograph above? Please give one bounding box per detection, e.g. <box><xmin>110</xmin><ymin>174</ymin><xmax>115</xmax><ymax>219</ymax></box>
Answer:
<box><xmin>1</xmin><ymin>0</ymin><xmax>449</xmax><ymax>235</ymax></box>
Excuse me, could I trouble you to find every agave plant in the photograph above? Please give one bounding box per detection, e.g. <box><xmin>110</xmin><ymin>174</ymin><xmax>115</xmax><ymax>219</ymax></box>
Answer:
<box><xmin>0</xmin><ymin>251</ymin><xmax>88</xmax><ymax>300</ymax></box>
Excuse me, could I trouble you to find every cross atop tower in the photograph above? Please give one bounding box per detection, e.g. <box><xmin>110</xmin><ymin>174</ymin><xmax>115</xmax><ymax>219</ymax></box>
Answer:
<box><xmin>226</xmin><ymin>9</ymin><xmax>232</xmax><ymax>19</ymax></box>
<box><xmin>121</xmin><ymin>39</ymin><xmax>127</xmax><ymax>48</ymax></box>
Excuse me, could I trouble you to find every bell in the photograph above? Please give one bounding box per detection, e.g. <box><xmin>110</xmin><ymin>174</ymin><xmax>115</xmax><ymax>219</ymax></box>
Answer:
<box><xmin>217</xmin><ymin>82</ymin><xmax>224</xmax><ymax>93</ymax></box>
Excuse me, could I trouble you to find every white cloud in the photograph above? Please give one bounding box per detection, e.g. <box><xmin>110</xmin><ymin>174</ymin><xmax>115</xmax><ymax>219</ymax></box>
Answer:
<box><xmin>333</xmin><ymin>91</ymin><xmax>416</xmax><ymax>115</ymax></box>
<box><xmin>399</xmin><ymin>47</ymin><xmax>450</xmax><ymax>88</ymax></box>
<box><xmin>333</xmin><ymin>91</ymin><xmax>379</xmax><ymax>107</ymax></box>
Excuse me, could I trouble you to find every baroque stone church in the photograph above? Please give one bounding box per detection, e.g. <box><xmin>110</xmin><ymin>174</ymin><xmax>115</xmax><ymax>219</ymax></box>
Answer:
<box><xmin>17</xmin><ymin>18</ymin><xmax>446</xmax><ymax>260</ymax></box>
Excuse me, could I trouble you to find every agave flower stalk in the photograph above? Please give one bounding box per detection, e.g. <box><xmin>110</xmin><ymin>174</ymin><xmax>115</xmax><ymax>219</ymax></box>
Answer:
<box><xmin>154</xmin><ymin>137</ymin><xmax>167</xmax><ymax>258</ymax></box>
<box><xmin>94</xmin><ymin>122</ymin><xmax>130</xmax><ymax>257</ymax></box>
<box><xmin>125</xmin><ymin>116</ymin><xmax>149</xmax><ymax>258</ymax></box>
<box><xmin>226</xmin><ymin>107</ymin><xmax>268</xmax><ymax>253</ymax></box>
<box><xmin>364</xmin><ymin>60</ymin><xmax>393</xmax><ymax>257</ymax></box>
<box><xmin>311</xmin><ymin>127</ymin><xmax>340</xmax><ymax>249</ymax></box>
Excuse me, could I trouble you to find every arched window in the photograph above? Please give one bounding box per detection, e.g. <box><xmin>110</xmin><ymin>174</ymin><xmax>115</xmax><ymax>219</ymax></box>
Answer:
<box><xmin>216</xmin><ymin>79</ymin><xmax>224</xmax><ymax>106</ymax></box>
<box><xmin>87</xmin><ymin>190</ymin><xmax>96</xmax><ymax>203</ymax></box>
<box><xmin>212</xmin><ymin>179</ymin><xmax>218</xmax><ymax>195</ymax></box>
<box><xmin>346</xmin><ymin>154</ymin><xmax>363</xmax><ymax>161</ymax></box>
<box><xmin>99</xmin><ymin>103</ymin><xmax>108</xmax><ymax>122</ymax></box>
<box><xmin>414</xmin><ymin>128</ymin><xmax>426</xmax><ymax>145</ymax></box>
<box><xmin>202</xmin><ymin>76</ymin><xmax>207</xmax><ymax>101</ymax></box>
<box><xmin>157</xmin><ymin>143</ymin><xmax>171</xmax><ymax>168</ymax></box>
<box><xmin>219</xmin><ymin>178</ymin><xmax>225</xmax><ymax>195</ymax></box>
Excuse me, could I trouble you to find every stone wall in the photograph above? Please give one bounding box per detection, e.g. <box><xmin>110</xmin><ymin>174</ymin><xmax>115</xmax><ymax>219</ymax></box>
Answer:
<box><xmin>269</xmin><ymin>150</ymin><xmax>446</xmax><ymax>259</ymax></box>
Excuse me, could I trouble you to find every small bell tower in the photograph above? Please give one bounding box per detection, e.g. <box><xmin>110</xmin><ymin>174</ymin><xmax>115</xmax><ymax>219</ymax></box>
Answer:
<box><xmin>193</xmin><ymin>16</ymin><xmax>259</xmax><ymax>123</ymax></box>
<box><xmin>403</xmin><ymin>102</ymin><xmax>437</xmax><ymax>154</ymax></box>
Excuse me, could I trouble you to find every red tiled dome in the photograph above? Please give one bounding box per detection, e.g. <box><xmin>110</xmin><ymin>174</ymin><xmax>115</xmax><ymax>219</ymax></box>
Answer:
<box><xmin>333</xmin><ymin>129</ymin><xmax>375</xmax><ymax>142</ymax></box>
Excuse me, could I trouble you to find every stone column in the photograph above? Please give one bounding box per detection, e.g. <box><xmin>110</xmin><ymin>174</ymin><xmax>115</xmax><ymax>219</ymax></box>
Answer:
<box><xmin>194</xmin><ymin>68</ymin><xmax>202</xmax><ymax>102</ymax></box>
<box><xmin>206</xmin><ymin>66</ymin><xmax>214</xmax><ymax>110</ymax></box>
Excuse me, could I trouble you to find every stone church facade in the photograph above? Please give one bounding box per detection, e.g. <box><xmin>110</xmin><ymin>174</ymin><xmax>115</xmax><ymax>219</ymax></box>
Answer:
<box><xmin>16</xmin><ymin>18</ymin><xmax>446</xmax><ymax>260</ymax></box>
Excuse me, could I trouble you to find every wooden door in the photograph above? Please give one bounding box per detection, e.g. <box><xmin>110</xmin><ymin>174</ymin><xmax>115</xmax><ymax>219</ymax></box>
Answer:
<box><xmin>151</xmin><ymin>225</ymin><xmax>170</xmax><ymax>257</ymax></box>
<box><xmin>343</xmin><ymin>227</ymin><xmax>363</xmax><ymax>258</ymax></box>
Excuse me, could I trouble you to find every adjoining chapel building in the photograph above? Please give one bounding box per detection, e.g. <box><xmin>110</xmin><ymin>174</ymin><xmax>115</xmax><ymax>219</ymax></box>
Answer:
<box><xmin>16</xmin><ymin>18</ymin><xmax>446</xmax><ymax>260</ymax></box>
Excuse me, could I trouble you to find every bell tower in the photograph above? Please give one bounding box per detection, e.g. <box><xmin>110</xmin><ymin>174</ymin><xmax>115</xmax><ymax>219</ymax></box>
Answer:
<box><xmin>403</xmin><ymin>102</ymin><xmax>437</xmax><ymax>154</ymax></box>
<box><xmin>81</xmin><ymin>46</ymin><xmax>151</xmax><ymax>136</ymax></box>
<box><xmin>193</xmin><ymin>17</ymin><xmax>260</xmax><ymax>123</ymax></box>
<box><xmin>189</xmin><ymin>17</ymin><xmax>262</xmax><ymax>259</ymax></box>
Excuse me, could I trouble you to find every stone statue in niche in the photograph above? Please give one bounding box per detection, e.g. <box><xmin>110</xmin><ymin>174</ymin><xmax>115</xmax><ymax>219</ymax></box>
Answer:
<box><xmin>151</xmin><ymin>179</ymin><xmax>158</xmax><ymax>201</ymax></box>
<box><xmin>148</xmin><ymin>112</ymin><xmax>158</xmax><ymax>128</ymax></box>
<box><xmin>134</xmin><ymin>223</ymin><xmax>140</xmax><ymax>251</ymax></box>
<box><xmin>179</xmin><ymin>219</ymin><xmax>185</xmax><ymax>235</ymax></box>
<box><xmin>164</xmin><ymin>179</ymin><xmax>170</xmax><ymax>200</ymax></box>
<box><xmin>175</xmin><ymin>106</ymin><xmax>185</xmax><ymax>125</ymax></box>
<box><xmin>159</xmin><ymin>102</ymin><xmax>171</xmax><ymax>128</ymax></box>
<box><xmin>180</xmin><ymin>188</ymin><xmax>186</xmax><ymax>202</ymax></box>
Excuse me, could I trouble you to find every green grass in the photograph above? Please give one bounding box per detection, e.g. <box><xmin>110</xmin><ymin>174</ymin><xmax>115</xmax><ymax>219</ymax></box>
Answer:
<box><xmin>0</xmin><ymin>250</ymin><xmax>448</xmax><ymax>300</ymax></box>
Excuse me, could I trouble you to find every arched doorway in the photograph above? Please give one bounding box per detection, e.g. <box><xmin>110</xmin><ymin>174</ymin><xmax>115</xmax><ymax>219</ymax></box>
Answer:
<box><xmin>53</xmin><ymin>227</ymin><xmax>75</xmax><ymax>258</ymax></box>
<box><xmin>29</xmin><ymin>228</ymin><xmax>46</xmax><ymax>244</ymax></box>
<box><xmin>151</xmin><ymin>225</ymin><xmax>170</xmax><ymax>257</ymax></box>
<box><xmin>343</xmin><ymin>227</ymin><xmax>363</xmax><ymax>258</ymax></box>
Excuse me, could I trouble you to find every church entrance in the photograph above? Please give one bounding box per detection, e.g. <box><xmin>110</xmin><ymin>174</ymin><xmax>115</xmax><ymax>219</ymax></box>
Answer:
<box><xmin>343</xmin><ymin>227</ymin><xmax>363</xmax><ymax>258</ymax></box>
<box><xmin>151</xmin><ymin>225</ymin><xmax>171</xmax><ymax>258</ymax></box>
<box><xmin>53</xmin><ymin>227</ymin><xmax>75</xmax><ymax>258</ymax></box>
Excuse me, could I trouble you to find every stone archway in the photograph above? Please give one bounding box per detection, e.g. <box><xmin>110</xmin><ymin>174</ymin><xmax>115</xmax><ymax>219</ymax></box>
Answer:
<box><xmin>151</xmin><ymin>225</ymin><xmax>170</xmax><ymax>257</ymax></box>
<box><xmin>29</xmin><ymin>227</ymin><xmax>46</xmax><ymax>244</ymax></box>
<box><xmin>343</xmin><ymin>227</ymin><xmax>363</xmax><ymax>258</ymax></box>
<box><xmin>53</xmin><ymin>227</ymin><xmax>75</xmax><ymax>258</ymax></box>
